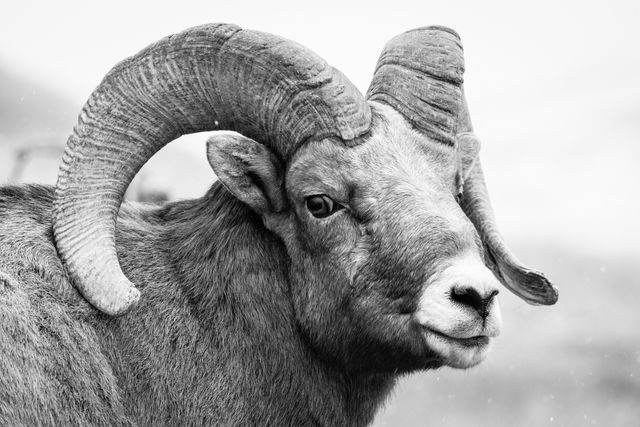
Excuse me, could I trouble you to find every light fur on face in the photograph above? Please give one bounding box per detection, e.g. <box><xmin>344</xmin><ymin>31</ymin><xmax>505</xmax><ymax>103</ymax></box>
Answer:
<box><xmin>415</xmin><ymin>251</ymin><xmax>502</xmax><ymax>368</ymax></box>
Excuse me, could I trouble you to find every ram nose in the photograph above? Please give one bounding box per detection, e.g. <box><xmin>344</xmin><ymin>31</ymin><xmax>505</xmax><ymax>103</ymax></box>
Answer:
<box><xmin>450</xmin><ymin>285</ymin><xmax>499</xmax><ymax>321</ymax></box>
<box><xmin>415</xmin><ymin>251</ymin><xmax>503</xmax><ymax>339</ymax></box>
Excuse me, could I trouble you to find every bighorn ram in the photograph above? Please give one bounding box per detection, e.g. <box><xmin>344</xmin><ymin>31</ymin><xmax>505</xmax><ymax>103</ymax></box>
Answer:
<box><xmin>0</xmin><ymin>24</ymin><xmax>557</xmax><ymax>426</ymax></box>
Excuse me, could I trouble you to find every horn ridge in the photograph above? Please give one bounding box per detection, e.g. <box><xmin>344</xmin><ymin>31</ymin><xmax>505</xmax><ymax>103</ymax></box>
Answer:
<box><xmin>367</xmin><ymin>26</ymin><xmax>465</xmax><ymax>146</ymax></box>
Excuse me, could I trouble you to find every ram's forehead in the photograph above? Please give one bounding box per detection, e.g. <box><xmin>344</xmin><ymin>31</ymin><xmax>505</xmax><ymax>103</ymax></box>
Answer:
<box><xmin>287</xmin><ymin>103</ymin><xmax>458</xmax><ymax>197</ymax></box>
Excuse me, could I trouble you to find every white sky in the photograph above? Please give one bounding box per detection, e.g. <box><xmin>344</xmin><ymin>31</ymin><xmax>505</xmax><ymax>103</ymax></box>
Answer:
<box><xmin>1</xmin><ymin>0</ymin><xmax>639</xmax><ymax>258</ymax></box>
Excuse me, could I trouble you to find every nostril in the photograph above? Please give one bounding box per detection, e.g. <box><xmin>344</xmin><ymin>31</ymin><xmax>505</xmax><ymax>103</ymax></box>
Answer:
<box><xmin>450</xmin><ymin>286</ymin><xmax>499</xmax><ymax>319</ymax></box>
<box><xmin>451</xmin><ymin>286</ymin><xmax>483</xmax><ymax>310</ymax></box>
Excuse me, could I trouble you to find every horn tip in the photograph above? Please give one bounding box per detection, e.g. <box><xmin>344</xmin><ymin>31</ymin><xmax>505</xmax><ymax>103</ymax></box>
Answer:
<box><xmin>92</xmin><ymin>283</ymin><xmax>140</xmax><ymax>316</ymax></box>
<box><xmin>490</xmin><ymin>255</ymin><xmax>559</xmax><ymax>306</ymax></box>
<box><xmin>519</xmin><ymin>269</ymin><xmax>559</xmax><ymax>306</ymax></box>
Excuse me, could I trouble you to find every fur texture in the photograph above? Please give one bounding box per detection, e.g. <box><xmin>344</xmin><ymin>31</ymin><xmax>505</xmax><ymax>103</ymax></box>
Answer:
<box><xmin>0</xmin><ymin>184</ymin><xmax>394</xmax><ymax>426</ymax></box>
<box><xmin>0</xmin><ymin>105</ymin><xmax>514</xmax><ymax>426</ymax></box>
<box><xmin>0</xmin><ymin>106</ymin><xmax>504</xmax><ymax>426</ymax></box>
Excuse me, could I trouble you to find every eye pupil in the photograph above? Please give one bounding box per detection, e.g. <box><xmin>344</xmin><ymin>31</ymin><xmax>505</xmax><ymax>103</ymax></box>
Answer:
<box><xmin>305</xmin><ymin>195</ymin><xmax>337</xmax><ymax>218</ymax></box>
<box><xmin>455</xmin><ymin>184</ymin><xmax>464</xmax><ymax>204</ymax></box>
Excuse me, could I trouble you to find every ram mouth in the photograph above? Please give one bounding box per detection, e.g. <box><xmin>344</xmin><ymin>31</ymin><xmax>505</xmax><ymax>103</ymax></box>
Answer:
<box><xmin>423</xmin><ymin>328</ymin><xmax>490</xmax><ymax>348</ymax></box>
<box><xmin>419</xmin><ymin>326</ymin><xmax>492</xmax><ymax>368</ymax></box>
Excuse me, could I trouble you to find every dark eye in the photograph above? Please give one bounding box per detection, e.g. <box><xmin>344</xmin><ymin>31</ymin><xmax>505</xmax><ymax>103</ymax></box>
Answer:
<box><xmin>455</xmin><ymin>184</ymin><xmax>464</xmax><ymax>204</ymax></box>
<box><xmin>455</xmin><ymin>190</ymin><xmax>463</xmax><ymax>204</ymax></box>
<box><xmin>305</xmin><ymin>195</ymin><xmax>341</xmax><ymax>218</ymax></box>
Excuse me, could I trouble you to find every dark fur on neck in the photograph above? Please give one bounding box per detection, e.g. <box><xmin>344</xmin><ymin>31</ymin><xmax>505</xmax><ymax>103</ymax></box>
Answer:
<box><xmin>0</xmin><ymin>183</ymin><xmax>394</xmax><ymax>426</ymax></box>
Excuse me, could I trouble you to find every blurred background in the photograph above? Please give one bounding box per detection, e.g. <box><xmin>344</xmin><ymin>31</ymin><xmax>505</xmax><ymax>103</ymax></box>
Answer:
<box><xmin>1</xmin><ymin>1</ymin><xmax>638</xmax><ymax>425</ymax></box>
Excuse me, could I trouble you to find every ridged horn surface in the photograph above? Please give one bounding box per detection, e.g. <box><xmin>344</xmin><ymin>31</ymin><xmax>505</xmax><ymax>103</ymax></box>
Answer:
<box><xmin>366</xmin><ymin>26</ymin><xmax>464</xmax><ymax>146</ymax></box>
<box><xmin>54</xmin><ymin>23</ymin><xmax>371</xmax><ymax>315</ymax></box>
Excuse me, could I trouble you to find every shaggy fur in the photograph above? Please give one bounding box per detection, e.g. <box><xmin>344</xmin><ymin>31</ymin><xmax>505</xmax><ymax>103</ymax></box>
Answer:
<box><xmin>0</xmin><ymin>184</ymin><xmax>394</xmax><ymax>426</ymax></box>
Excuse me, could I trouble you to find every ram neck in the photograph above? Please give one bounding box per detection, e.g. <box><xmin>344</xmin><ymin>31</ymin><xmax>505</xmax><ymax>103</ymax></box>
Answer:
<box><xmin>102</xmin><ymin>183</ymin><xmax>394</xmax><ymax>426</ymax></box>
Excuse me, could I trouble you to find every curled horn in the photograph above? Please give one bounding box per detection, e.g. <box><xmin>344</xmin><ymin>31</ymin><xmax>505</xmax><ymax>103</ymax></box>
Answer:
<box><xmin>458</xmin><ymin>96</ymin><xmax>558</xmax><ymax>305</ymax></box>
<box><xmin>54</xmin><ymin>23</ymin><xmax>371</xmax><ymax>315</ymax></box>
<box><xmin>367</xmin><ymin>26</ymin><xmax>557</xmax><ymax>305</ymax></box>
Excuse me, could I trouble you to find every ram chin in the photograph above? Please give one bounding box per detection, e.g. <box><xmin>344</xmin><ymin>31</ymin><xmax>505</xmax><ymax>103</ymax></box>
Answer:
<box><xmin>421</xmin><ymin>328</ymin><xmax>492</xmax><ymax>369</ymax></box>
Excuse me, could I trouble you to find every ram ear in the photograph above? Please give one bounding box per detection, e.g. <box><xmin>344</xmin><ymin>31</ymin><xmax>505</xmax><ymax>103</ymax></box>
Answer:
<box><xmin>206</xmin><ymin>132</ymin><xmax>286</xmax><ymax>215</ymax></box>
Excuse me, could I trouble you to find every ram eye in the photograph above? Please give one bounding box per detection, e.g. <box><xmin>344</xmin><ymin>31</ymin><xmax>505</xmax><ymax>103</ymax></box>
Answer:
<box><xmin>455</xmin><ymin>190</ymin><xmax>463</xmax><ymax>204</ymax></box>
<box><xmin>305</xmin><ymin>195</ymin><xmax>341</xmax><ymax>218</ymax></box>
<box><xmin>455</xmin><ymin>184</ymin><xmax>464</xmax><ymax>204</ymax></box>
